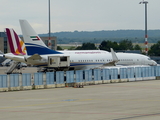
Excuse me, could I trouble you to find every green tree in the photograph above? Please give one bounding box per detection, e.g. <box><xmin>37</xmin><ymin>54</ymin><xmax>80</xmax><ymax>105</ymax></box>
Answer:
<box><xmin>57</xmin><ymin>46</ymin><xmax>63</xmax><ymax>50</ymax></box>
<box><xmin>134</xmin><ymin>44</ymin><xmax>142</xmax><ymax>51</ymax></box>
<box><xmin>99</xmin><ymin>40</ymin><xmax>119</xmax><ymax>51</ymax></box>
<box><xmin>75</xmin><ymin>42</ymin><xmax>97</xmax><ymax>50</ymax></box>
<box><xmin>148</xmin><ymin>41</ymin><xmax>160</xmax><ymax>56</ymax></box>
<box><xmin>75</xmin><ymin>46</ymin><xmax>82</xmax><ymax>50</ymax></box>
<box><xmin>118</xmin><ymin>39</ymin><xmax>133</xmax><ymax>50</ymax></box>
<box><xmin>68</xmin><ymin>46</ymin><xmax>76</xmax><ymax>50</ymax></box>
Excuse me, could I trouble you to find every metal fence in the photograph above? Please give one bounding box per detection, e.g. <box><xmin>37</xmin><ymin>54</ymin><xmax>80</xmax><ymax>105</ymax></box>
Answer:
<box><xmin>66</xmin><ymin>71</ymin><xmax>74</xmax><ymax>83</ymax></box>
<box><xmin>0</xmin><ymin>75</ymin><xmax>7</xmax><ymax>88</ymax></box>
<box><xmin>22</xmin><ymin>73</ymin><xmax>31</xmax><ymax>86</ymax></box>
<box><xmin>10</xmin><ymin>74</ymin><xmax>19</xmax><ymax>87</ymax></box>
<box><xmin>0</xmin><ymin>66</ymin><xmax>160</xmax><ymax>90</ymax></box>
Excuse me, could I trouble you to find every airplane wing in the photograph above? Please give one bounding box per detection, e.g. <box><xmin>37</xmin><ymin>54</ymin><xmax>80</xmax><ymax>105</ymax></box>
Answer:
<box><xmin>103</xmin><ymin>61</ymin><xmax>117</xmax><ymax>66</ymax></box>
<box><xmin>103</xmin><ymin>48</ymin><xmax>119</xmax><ymax>66</ymax></box>
<box><xmin>27</xmin><ymin>54</ymin><xmax>42</xmax><ymax>60</ymax></box>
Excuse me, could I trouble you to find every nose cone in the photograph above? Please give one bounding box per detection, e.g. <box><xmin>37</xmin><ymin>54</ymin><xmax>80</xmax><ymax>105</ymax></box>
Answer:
<box><xmin>151</xmin><ymin>60</ymin><xmax>157</xmax><ymax>66</ymax></box>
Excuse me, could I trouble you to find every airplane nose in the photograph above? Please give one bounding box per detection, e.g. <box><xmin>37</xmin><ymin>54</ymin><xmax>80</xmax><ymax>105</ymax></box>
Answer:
<box><xmin>152</xmin><ymin>60</ymin><xmax>157</xmax><ymax>66</ymax></box>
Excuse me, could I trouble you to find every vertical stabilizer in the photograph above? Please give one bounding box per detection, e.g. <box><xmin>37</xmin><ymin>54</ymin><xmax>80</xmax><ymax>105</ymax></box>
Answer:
<box><xmin>5</xmin><ymin>28</ymin><xmax>26</xmax><ymax>55</ymax></box>
<box><xmin>19</xmin><ymin>20</ymin><xmax>47</xmax><ymax>47</ymax></box>
<box><xmin>19</xmin><ymin>20</ymin><xmax>62</xmax><ymax>55</ymax></box>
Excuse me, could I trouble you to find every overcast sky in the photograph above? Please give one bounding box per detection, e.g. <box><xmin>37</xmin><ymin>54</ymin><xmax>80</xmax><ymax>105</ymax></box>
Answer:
<box><xmin>0</xmin><ymin>0</ymin><xmax>160</xmax><ymax>34</ymax></box>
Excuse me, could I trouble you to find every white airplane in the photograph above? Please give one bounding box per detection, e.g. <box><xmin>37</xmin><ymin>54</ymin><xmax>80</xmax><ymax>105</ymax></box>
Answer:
<box><xmin>3</xmin><ymin>20</ymin><xmax>157</xmax><ymax>71</ymax></box>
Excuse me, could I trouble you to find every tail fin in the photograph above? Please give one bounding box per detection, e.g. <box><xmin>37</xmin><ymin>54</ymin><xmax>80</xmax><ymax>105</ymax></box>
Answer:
<box><xmin>5</xmin><ymin>28</ymin><xmax>27</xmax><ymax>55</ymax></box>
<box><xmin>19</xmin><ymin>19</ymin><xmax>62</xmax><ymax>55</ymax></box>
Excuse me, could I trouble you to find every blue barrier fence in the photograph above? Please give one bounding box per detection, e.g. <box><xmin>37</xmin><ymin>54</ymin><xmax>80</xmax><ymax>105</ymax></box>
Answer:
<box><xmin>34</xmin><ymin>73</ymin><xmax>43</xmax><ymax>85</ymax></box>
<box><xmin>75</xmin><ymin>70</ymin><xmax>83</xmax><ymax>83</ymax></box>
<box><xmin>66</xmin><ymin>71</ymin><xmax>74</xmax><ymax>83</ymax></box>
<box><xmin>127</xmin><ymin>67</ymin><xmax>134</xmax><ymax>78</ymax></box>
<box><xmin>135</xmin><ymin>67</ymin><xmax>142</xmax><ymax>78</ymax></box>
<box><xmin>120</xmin><ymin>68</ymin><xmax>127</xmax><ymax>79</ymax></box>
<box><xmin>0</xmin><ymin>75</ymin><xmax>7</xmax><ymax>88</ymax></box>
<box><xmin>84</xmin><ymin>70</ymin><xmax>92</xmax><ymax>82</ymax></box>
<box><xmin>10</xmin><ymin>74</ymin><xmax>19</xmax><ymax>87</ymax></box>
<box><xmin>155</xmin><ymin>66</ymin><xmax>160</xmax><ymax>76</ymax></box>
<box><xmin>46</xmin><ymin>72</ymin><xmax>54</xmax><ymax>85</ymax></box>
<box><xmin>94</xmin><ymin>69</ymin><xmax>101</xmax><ymax>81</ymax></box>
<box><xmin>56</xmin><ymin>71</ymin><xmax>64</xmax><ymax>84</ymax></box>
<box><xmin>0</xmin><ymin>66</ymin><xmax>160</xmax><ymax>89</ymax></box>
<box><xmin>22</xmin><ymin>73</ymin><xmax>31</xmax><ymax>86</ymax></box>
<box><xmin>110</xmin><ymin>68</ymin><xmax>118</xmax><ymax>80</ymax></box>
<box><xmin>102</xmin><ymin>69</ymin><xmax>110</xmax><ymax>80</ymax></box>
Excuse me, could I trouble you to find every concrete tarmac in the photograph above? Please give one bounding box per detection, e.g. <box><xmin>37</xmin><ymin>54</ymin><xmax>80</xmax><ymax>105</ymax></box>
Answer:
<box><xmin>0</xmin><ymin>80</ymin><xmax>160</xmax><ymax>120</ymax></box>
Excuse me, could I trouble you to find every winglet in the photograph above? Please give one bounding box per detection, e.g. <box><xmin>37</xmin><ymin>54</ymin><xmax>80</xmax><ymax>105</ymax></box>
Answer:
<box><xmin>110</xmin><ymin>48</ymin><xmax>119</xmax><ymax>62</ymax></box>
<box><xmin>102</xmin><ymin>48</ymin><xmax>119</xmax><ymax>66</ymax></box>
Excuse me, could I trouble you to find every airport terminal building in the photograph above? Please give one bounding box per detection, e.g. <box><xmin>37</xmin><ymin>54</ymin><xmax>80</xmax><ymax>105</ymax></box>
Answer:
<box><xmin>0</xmin><ymin>32</ymin><xmax>9</xmax><ymax>53</ymax></box>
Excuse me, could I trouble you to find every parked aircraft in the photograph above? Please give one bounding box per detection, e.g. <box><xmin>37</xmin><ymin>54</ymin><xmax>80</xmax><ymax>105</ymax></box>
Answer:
<box><xmin>3</xmin><ymin>20</ymin><xmax>157</xmax><ymax>71</ymax></box>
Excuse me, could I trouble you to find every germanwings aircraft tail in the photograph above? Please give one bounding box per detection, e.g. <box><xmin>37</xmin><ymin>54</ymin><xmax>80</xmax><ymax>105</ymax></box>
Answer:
<box><xmin>5</xmin><ymin>28</ymin><xmax>27</xmax><ymax>55</ymax></box>
<box><xmin>19</xmin><ymin>19</ymin><xmax>62</xmax><ymax>56</ymax></box>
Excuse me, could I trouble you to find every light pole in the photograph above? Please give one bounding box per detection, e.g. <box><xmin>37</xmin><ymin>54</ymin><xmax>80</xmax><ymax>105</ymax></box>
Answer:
<box><xmin>139</xmin><ymin>1</ymin><xmax>148</xmax><ymax>55</ymax></box>
<box><xmin>48</xmin><ymin>0</ymin><xmax>52</xmax><ymax>49</ymax></box>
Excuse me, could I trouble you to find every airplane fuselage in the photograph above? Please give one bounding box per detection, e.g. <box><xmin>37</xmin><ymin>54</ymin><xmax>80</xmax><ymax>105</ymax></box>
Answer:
<box><xmin>4</xmin><ymin>50</ymin><xmax>157</xmax><ymax>70</ymax></box>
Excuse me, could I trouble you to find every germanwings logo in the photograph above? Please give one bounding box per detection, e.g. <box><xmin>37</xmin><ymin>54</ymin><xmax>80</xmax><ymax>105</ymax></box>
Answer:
<box><xmin>5</xmin><ymin>28</ymin><xmax>27</xmax><ymax>55</ymax></box>
<box><xmin>30</xmin><ymin>36</ymin><xmax>40</xmax><ymax>41</ymax></box>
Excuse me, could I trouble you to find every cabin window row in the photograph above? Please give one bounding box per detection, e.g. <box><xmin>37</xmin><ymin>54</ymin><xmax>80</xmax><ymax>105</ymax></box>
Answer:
<box><xmin>118</xmin><ymin>59</ymin><xmax>133</xmax><ymax>61</ymax></box>
<box><xmin>70</xmin><ymin>60</ymin><xmax>105</xmax><ymax>62</ymax></box>
<box><xmin>78</xmin><ymin>60</ymin><xmax>94</xmax><ymax>62</ymax></box>
<box><xmin>70</xmin><ymin>59</ymin><xmax>133</xmax><ymax>62</ymax></box>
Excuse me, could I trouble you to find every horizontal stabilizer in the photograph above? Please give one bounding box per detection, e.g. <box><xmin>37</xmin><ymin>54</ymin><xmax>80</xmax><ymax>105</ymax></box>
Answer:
<box><xmin>27</xmin><ymin>54</ymin><xmax>42</xmax><ymax>60</ymax></box>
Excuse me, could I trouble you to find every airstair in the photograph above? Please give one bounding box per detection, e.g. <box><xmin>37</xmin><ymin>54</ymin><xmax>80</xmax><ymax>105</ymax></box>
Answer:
<box><xmin>5</xmin><ymin>61</ymin><xmax>21</xmax><ymax>74</ymax></box>
<box><xmin>1</xmin><ymin>59</ymin><xmax>11</xmax><ymax>66</ymax></box>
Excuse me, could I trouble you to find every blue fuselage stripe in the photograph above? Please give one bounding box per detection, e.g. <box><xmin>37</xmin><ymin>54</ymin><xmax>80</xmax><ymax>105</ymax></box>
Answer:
<box><xmin>26</xmin><ymin>45</ymin><xmax>62</xmax><ymax>55</ymax></box>
<box><xmin>34</xmin><ymin>62</ymin><xmax>103</xmax><ymax>67</ymax></box>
